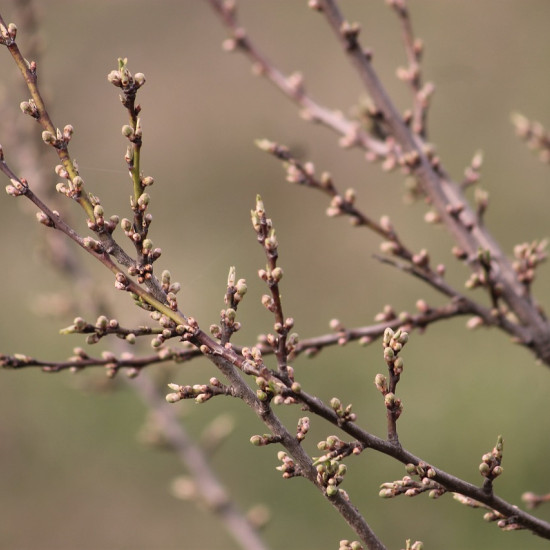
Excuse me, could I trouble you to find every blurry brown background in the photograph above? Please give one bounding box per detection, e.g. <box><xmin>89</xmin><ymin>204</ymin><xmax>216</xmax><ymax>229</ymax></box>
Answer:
<box><xmin>1</xmin><ymin>1</ymin><xmax>550</xmax><ymax>549</ymax></box>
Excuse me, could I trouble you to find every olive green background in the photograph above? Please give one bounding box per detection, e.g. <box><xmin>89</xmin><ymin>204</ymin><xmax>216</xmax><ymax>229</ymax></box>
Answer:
<box><xmin>1</xmin><ymin>1</ymin><xmax>550</xmax><ymax>549</ymax></box>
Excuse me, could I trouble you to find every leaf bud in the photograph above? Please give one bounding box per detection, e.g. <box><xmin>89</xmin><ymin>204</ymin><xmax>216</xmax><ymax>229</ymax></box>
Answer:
<box><xmin>41</xmin><ymin>130</ymin><xmax>56</xmax><ymax>145</ymax></box>
<box><xmin>166</xmin><ymin>393</ymin><xmax>181</xmax><ymax>404</ymax></box>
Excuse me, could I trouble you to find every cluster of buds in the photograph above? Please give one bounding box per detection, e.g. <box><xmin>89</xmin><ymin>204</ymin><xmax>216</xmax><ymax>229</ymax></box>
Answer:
<box><xmin>513</xmin><ymin>240</ymin><xmax>547</xmax><ymax>288</ymax></box>
<box><xmin>218</xmin><ymin>307</ymin><xmax>241</xmax><ymax>335</ymax></box>
<box><xmin>258</xmin><ymin>265</ymin><xmax>283</xmax><ymax>288</ymax></box>
<box><xmin>59</xmin><ymin>315</ymin><xmax>122</xmax><ymax>346</ymax></box>
<box><xmin>165</xmin><ymin>381</ymin><xmax>216</xmax><ymax>404</ymax></box>
<box><xmin>314</xmin><ymin>436</ymin><xmax>354</xmax><ymax>498</ymax></box>
<box><xmin>107</xmin><ymin>57</ymin><xmax>146</xmax><ymax>94</ymax></box>
<box><xmin>159</xmin><ymin>270</ymin><xmax>181</xmax><ymax>310</ymax></box>
<box><xmin>296</xmin><ymin>416</ymin><xmax>310</xmax><ymax>442</ymax></box>
<box><xmin>329</xmin><ymin>397</ymin><xmax>357</xmax><ymax>424</ymax></box>
<box><xmin>380</xmin><ymin>463</ymin><xmax>445</xmax><ymax>499</ymax></box>
<box><xmin>286</xmin><ymin>158</ymin><xmax>314</xmax><ymax>186</ymax></box>
<box><xmin>275</xmin><ymin>451</ymin><xmax>299</xmax><ymax>479</ymax></box>
<box><xmin>41</xmin><ymin>124</ymin><xmax>73</xmax><ymax>151</ymax></box>
<box><xmin>383</xmin><ymin>327</ymin><xmax>408</xmax><ymax>370</ymax></box>
<box><xmin>5</xmin><ymin>176</ymin><xmax>28</xmax><ymax>197</ymax></box>
<box><xmin>261</xmin><ymin>318</ymin><xmax>296</xmax><ymax>357</ymax></box>
<box><xmin>511</xmin><ymin>112</ymin><xmax>550</xmax><ymax>163</ymax></box>
<box><xmin>53</xmin><ymin>154</ymin><xmax>87</xmax><ymax>202</ymax></box>
<box><xmin>325</xmin><ymin>187</ymin><xmax>358</xmax><ymax>219</ymax></box>
<box><xmin>85</xmin><ymin>193</ymin><xmax>119</xmax><ymax>233</ymax></box>
<box><xmin>0</xmin><ymin>21</ymin><xmax>18</xmax><ymax>45</ymax></box>
<box><xmin>254</xmin><ymin>368</ymin><xmax>296</xmax><ymax>405</ymax></box>
<box><xmin>479</xmin><ymin>435</ymin><xmax>504</xmax><ymax>482</ymax></box>
<box><xmin>225</xmin><ymin>266</ymin><xmax>248</xmax><ymax>307</ymax></box>
<box><xmin>483</xmin><ymin>509</ymin><xmax>523</xmax><ymax>531</ymax></box>
<box><xmin>149</xmin><ymin>314</ymin><xmax>190</xmax><ymax>349</ymax></box>
<box><xmin>453</xmin><ymin>493</ymin><xmax>521</xmax><ymax>531</ymax></box>
<box><xmin>250</xmin><ymin>195</ymin><xmax>275</xmax><ymax>244</ymax></box>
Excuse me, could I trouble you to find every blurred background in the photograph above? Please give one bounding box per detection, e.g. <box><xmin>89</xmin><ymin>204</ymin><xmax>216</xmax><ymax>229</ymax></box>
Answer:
<box><xmin>1</xmin><ymin>1</ymin><xmax>550</xmax><ymax>548</ymax></box>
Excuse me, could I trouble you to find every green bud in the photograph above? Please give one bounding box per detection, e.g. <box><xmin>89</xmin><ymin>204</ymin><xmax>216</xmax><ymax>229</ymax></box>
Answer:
<box><xmin>137</xmin><ymin>193</ymin><xmax>150</xmax><ymax>207</ymax></box>
<box><xmin>479</xmin><ymin>462</ymin><xmax>491</xmax><ymax>476</ymax></box>
<box><xmin>250</xmin><ymin>435</ymin><xmax>263</xmax><ymax>446</ymax></box>
<box><xmin>235</xmin><ymin>278</ymin><xmax>247</xmax><ymax>295</ymax></box>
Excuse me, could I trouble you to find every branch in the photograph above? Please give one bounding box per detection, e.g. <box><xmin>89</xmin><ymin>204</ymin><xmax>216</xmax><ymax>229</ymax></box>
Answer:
<box><xmin>208</xmin><ymin>0</ymin><xmax>550</xmax><ymax>366</ymax></box>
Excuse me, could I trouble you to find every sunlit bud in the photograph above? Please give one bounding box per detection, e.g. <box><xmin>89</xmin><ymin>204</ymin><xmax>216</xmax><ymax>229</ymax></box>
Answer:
<box><xmin>107</xmin><ymin>70</ymin><xmax>122</xmax><ymax>86</ymax></box>
<box><xmin>271</xmin><ymin>267</ymin><xmax>283</xmax><ymax>282</ymax></box>
<box><xmin>134</xmin><ymin>72</ymin><xmax>146</xmax><ymax>87</ymax></box>
<box><xmin>141</xmin><ymin>176</ymin><xmax>154</xmax><ymax>186</ymax></box>
<box><xmin>41</xmin><ymin>130</ymin><xmax>56</xmax><ymax>144</ymax></box>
